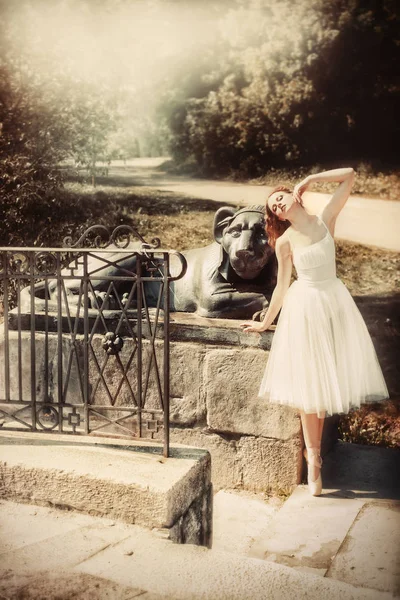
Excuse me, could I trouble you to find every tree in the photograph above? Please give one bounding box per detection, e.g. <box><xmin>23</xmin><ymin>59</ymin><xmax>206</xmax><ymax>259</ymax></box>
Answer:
<box><xmin>0</xmin><ymin>34</ymin><xmax>117</xmax><ymax>243</ymax></box>
<box><xmin>160</xmin><ymin>0</ymin><xmax>400</xmax><ymax>176</ymax></box>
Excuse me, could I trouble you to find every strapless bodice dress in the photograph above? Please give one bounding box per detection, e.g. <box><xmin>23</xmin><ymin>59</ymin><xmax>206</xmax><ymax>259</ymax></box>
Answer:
<box><xmin>258</xmin><ymin>217</ymin><xmax>388</xmax><ymax>416</ymax></box>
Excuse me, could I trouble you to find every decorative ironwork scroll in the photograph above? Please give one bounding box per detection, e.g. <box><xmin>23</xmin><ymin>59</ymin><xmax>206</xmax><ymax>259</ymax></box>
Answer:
<box><xmin>63</xmin><ymin>224</ymin><xmax>161</xmax><ymax>250</ymax></box>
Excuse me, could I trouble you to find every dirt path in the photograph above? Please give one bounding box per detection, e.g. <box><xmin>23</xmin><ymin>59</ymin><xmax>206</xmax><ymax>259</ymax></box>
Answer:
<box><xmin>104</xmin><ymin>159</ymin><xmax>400</xmax><ymax>252</ymax></box>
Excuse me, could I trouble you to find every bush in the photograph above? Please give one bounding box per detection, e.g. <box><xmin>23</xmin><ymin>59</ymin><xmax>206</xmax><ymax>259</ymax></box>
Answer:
<box><xmin>338</xmin><ymin>401</ymin><xmax>400</xmax><ymax>449</ymax></box>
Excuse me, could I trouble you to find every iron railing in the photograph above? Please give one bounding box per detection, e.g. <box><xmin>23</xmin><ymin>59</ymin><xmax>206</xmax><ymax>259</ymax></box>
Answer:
<box><xmin>0</xmin><ymin>225</ymin><xmax>187</xmax><ymax>457</ymax></box>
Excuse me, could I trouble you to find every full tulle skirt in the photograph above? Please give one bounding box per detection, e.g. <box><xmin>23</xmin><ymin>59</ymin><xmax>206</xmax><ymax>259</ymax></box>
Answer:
<box><xmin>258</xmin><ymin>278</ymin><xmax>389</xmax><ymax>416</ymax></box>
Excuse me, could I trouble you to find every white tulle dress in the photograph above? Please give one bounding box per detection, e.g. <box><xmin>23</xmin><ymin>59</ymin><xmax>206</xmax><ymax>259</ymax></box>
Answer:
<box><xmin>258</xmin><ymin>216</ymin><xmax>389</xmax><ymax>417</ymax></box>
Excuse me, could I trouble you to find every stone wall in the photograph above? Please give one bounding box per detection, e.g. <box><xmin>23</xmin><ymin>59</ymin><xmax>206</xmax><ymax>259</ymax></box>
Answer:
<box><xmin>165</xmin><ymin>314</ymin><xmax>304</xmax><ymax>492</ymax></box>
<box><xmin>1</xmin><ymin>312</ymin><xmax>338</xmax><ymax>494</ymax></box>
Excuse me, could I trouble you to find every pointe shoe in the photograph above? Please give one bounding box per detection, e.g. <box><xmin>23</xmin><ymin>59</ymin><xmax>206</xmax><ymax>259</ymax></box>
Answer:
<box><xmin>303</xmin><ymin>447</ymin><xmax>323</xmax><ymax>496</ymax></box>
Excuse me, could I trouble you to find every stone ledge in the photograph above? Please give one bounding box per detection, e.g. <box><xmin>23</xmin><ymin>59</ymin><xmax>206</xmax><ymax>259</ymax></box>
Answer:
<box><xmin>169</xmin><ymin>313</ymin><xmax>274</xmax><ymax>349</ymax></box>
<box><xmin>7</xmin><ymin>310</ymin><xmax>274</xmax><ymax>349</ymax></box>
<box><xmin>0</xmin><ymin>431</ymin><xmax>211</xmax><ymax>546</ymax></box>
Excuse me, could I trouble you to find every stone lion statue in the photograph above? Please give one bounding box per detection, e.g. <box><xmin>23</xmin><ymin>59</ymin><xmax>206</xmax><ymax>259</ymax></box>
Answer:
<box><xmin>24</xmin><ymin>206</ymin><xmax>277</xmax><ymax>320</ymax></box>
<box><xmin>170</xmin><ymin>205</ymin><xmax>277</xmax><ymax>318</ymax></box>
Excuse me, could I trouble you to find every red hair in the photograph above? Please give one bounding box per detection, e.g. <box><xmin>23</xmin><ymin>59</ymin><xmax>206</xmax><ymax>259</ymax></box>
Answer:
<box><xmin>265</xmin><ymin>186</ymin><xmax>299</xmax><ymax>248</ymax></box>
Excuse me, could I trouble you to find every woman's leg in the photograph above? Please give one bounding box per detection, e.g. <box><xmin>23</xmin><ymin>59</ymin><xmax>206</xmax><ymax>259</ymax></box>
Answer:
<box><xmin>300</xmin><ymin>410</ymin><xmax>325</xmax><ymax>482</ymax></box>
<box><xmin>319</xmin><ymin>411</ymin><xmax>326</xmax><ymax>442</ymax></box>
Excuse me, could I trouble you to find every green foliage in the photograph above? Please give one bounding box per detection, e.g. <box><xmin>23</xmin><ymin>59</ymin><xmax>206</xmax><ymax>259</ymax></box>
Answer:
<box><xmin>0</xmin><ymin>42</ymin><xmax>117</xmax><ymax>245</ymax></box>
<box><xmin>0</xmin><ymin>57</ymin><xmax>62</xmax><ymax>244</ymax></box>
<box><xmin>161</xmin><ymin>0</ymin><xmax>400</xmax><ymax>176</ymax></box>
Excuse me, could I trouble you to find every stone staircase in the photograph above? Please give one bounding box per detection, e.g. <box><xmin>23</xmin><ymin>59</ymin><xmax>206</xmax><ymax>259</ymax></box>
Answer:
<box><xmin>213</xmin><ymin>441</ymin><xmax>400</xmax><ymax>597</ymax></box>
<box><xmin>0</xmin><ymin>437</ymin><xmax>399</xmax><ymax>599</ymax></box>
<box><xmin>0</xmin><ymin>497</ymin><xmax>396</xmax><ymax>600</ymax></box>
<box><xmin>214</xmin><ymin>487</ymin><xmax>399</xmax><ymax>595</ymax></box>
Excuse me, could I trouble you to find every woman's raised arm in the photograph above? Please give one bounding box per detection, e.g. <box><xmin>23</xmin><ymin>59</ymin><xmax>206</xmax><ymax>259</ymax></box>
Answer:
<box><xmin>293</xmin><ymin>168</ymin><xmax>355</xmax><ymax>233</ymax></box>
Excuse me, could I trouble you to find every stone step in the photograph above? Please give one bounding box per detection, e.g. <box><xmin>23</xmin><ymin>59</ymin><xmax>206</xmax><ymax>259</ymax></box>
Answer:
<box><xmin>246</xmin><ymin>441</ymin><xmax>400</xmax><ymax>585</ymax></box>
<box><xmin>326</xmin><ymin>501</ymin><xmax>400</xmax><ymax>596</ymax></box>
<box><xmin>0</xmin><ymin>501</ymin><xmax>171</xmax><ymax>600</ymax></box>
<box><xmin>212</xmin><ymin>489</ymin><xmax>283</xmax><ymax>555</ymax></box>
<box><xmin>0</xmin><ymin>500</ymin><xmax>391</xmax><ymax>600</ymax></box>
<box><xmin>1</xmin><ymin>435</ymin><xmax>398</xmax><ymax>599</ymax></box>
<box><xmin>248</xmin><ymin>485</ymin><xmax>365</xmax><ymax>576</ymax></box>
<box><xmin>0</xmin><ymin>570</ymin><xmax>166</xmax><ymax>600</ymax></box>
<box><xmin>245</xmin><ymin>482</ymin><xmax>400</xmax><ymax>596</ymax></box>
<box><xmin>0</xmin><ymin>430</ymin><xmax>212</xmax><ymax>546</ymax></box>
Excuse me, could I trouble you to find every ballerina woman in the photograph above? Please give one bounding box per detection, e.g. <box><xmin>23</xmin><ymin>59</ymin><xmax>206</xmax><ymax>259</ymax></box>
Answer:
<box><xmin>240</xmin><ymin>168</ymin><xmax>389</xmax><ymax>496</ymax></box>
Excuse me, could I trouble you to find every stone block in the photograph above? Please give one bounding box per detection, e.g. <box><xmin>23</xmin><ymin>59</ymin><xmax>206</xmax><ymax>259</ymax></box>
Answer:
<box><xmin>169</xmin><ymin>313</ymin><xmax>274</xmax><ymax>350</ymax></box>
<box><xmin>169</xmin><ymin>428</ymin><xmax>301</xmax><ymax>493</ymax></box>
<box><xmin>59</xmin><ymin>336</ymin><xmax>205</xmax><ymax>427</ymax></box>
<box><xmin>204</xmin><ymin>348</ymin><xmax>301</xmax><ymax>440</ymax></box>
<box><xmin>326</xmin><ymin>502</ymin><xmax>400</xmax><ymax>595</ymax></box>
<box><xmin>169</xmin><ymin>343</ymin><xmax>206</xmax><ymax>426</ymax></box>
<box><xmin>170</xmin><ymin>483</ymin><xmax>213</xmax><ymax>547</ymax></box>
<box><xmin>236</xmin><ymin>435</ymin><xmax>303</xmax><ymax>493</ymax></box>
<box><xmin>0</xmin><ymin>431</ymin><xmax>212</xmax><ymax>547</ymax></box>
<box><xmin>0</xmin><ymin>330</ymin><xmax>82</xmax><ymax>406</ymax></box>
<box><xmin>170</xmin><ymin>429</ymin><xmax>243</xmax><ymax>491</ymax></box>
<box><xmin>249</xmin><ymin>486</ymin><xmax>366</xmax><ymax>576</ymax></box>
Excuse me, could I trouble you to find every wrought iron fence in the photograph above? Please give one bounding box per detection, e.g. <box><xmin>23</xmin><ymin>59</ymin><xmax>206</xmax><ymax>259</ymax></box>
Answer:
<box><xmin>0</xmin><ymin>225</ymin><xmax>187</xmax><ymax>457</ymax></box>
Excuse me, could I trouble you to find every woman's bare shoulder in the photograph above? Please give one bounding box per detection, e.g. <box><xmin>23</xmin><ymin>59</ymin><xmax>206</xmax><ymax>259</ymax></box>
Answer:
<box><xmin>276</xmin><ymin>231</ymin><xmax>292</xmax><ymax>256</ymax></box>
<box><xmin>278</xmin><ymin>227</ymin><xmax>294</xmax><ymax>244</ymax></box>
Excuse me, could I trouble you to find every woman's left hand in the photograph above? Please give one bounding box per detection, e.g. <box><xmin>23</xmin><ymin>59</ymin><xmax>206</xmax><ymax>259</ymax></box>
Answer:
<box><xmin>240</xmin><ymin>321</ymin><xmax>265</xmax><ymax>333</ymax></box>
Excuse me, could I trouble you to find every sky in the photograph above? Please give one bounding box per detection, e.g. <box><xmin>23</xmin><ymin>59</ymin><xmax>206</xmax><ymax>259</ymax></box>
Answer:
<box><xmin>2</xmin><ymin>0</ymin><xmax>227</xmax><ymax>89</ymax></box>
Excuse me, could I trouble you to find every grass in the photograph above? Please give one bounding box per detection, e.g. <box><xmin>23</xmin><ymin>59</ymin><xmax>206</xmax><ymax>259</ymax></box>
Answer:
<box><xmin>61</xmin><ymin>180</ymin><xmax>226</xmax><ymax>250</ymax></box>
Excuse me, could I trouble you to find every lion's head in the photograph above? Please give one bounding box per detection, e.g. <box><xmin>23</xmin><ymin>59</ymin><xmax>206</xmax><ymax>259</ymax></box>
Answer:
<box><xmin>214</xmin><ymin>205</ymin><xmax>274</xmax><ymax>280</ymax></box>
